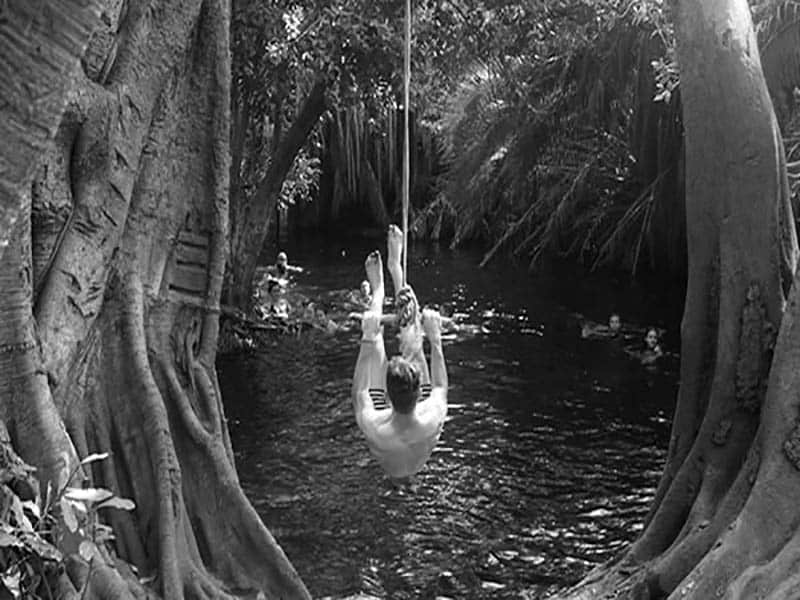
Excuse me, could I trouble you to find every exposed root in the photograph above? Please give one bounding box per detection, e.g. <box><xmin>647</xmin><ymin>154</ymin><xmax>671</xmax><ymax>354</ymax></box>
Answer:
<box><xmin>182</xmin><ymin>562</ymin><xmax>237</xmax><ymax>600</ymax></box>
<box><xmin>118</xmin><ymin>273</ymin><xmax>183</xmax><ymax>599</ymax></box>
<box><xmin>724</xmin><ymin>535</ymin><xmax>800</xmax><ymax>600</ymax></box>
<box><xmin>152</xmin><ymin>298</ymin><xmax>309</xmax><ymax>597</ymax></box>
<box><xmin>558</xmin><ymin>561</ymin><xmax>650</xmax><ymax>600</ymax></box>
<box><xmin>645</xmin><ymin>437</ymin><xmax>758</xmax><ymax>594</ymax></box>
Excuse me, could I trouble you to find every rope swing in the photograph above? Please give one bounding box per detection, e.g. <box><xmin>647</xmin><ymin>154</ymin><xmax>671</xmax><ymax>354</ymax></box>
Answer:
<box><xmin>401</xmin><ymin>0</ymin><xmax>411</xmax><ymax>287</ymax></box>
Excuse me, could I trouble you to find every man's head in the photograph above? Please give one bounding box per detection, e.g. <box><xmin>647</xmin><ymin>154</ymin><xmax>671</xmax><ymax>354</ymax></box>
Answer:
<box><xmin>386</xmin><ymin>356</ymin><xmax>421</xmax><ymax>414</ymax></box>
<box><xmin>608</xmin><ymin>313</ymin><xmax>621</xmax><ymax>333</ymax></box>
<box><xmin>360</xmin><ymin>279</ymin><xmax>371</xmax><ymax>297</ymax></box>
<box><xmin>276</xmin><ymin>252</ymin><xmax>288</xmax><ymax>268</ymax></box>
<box><xmin>274</xmin><ymin>298</ymin><xmax>289</xmax><ymax>317</ymax></box>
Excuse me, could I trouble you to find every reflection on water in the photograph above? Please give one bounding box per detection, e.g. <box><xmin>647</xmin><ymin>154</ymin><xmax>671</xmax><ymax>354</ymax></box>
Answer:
<box><xmin>218</xmin><ymin>239</ymin><xmax>678</xmax><ymax>599</ymax></box>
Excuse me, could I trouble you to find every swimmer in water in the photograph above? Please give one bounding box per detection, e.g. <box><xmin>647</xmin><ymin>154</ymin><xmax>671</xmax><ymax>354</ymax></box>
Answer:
<box><xmin>272</xmin><ymin>297</ymin><xmax>290</xmax><ymax>320</ymax></box>
<box><xmin>315</xmin><ymin>308</ymin><xmax>341</xmax><ymax>334</ymax></box>
<box><xmin>581</xmin><ymin>312</ymin><xmax>623</xmax><ymax>339</ymax></box>
<box><xmin>299</xmin><ymin>303</ymin><xmax>344</xmax><ymax>334</ymax></box>
<box><xmin>356</xmin><ymin>279</ymin><xmax>372</xmax><ymax>307</ymax></box>
<box><xmin>609</xmin><ymin>313</ymin><xmax>621</xmax><ymax>335</ymax></box>
<box><xmin>255</xmin><ymin>278</ymin><xmax>286</xmax><ymax>320</ymax></box>
<box><xmin>345</xmin><ymin>279</ymin><xmax>373</xmax><ymax>311</ymax></box>
<box><xmin>351</xmin><ymin>232</ymin><xmax>448</xmax><ymax>481</ymax></box>
<box><xmin>266</xmin><ymin>251</ymin><xmax>304</xmax><ymax>279</ymax></box>
<box><xmin>640</xmin><ymin>327</ymin><xmax>663</xmax><ymax>365</ymax></box>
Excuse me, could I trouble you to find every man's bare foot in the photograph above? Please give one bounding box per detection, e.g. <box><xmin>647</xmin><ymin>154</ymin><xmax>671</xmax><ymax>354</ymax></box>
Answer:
<box><xmin>387</xmin><ymin>224</ymin><xmax>403</xmax><ymax>268</ymax></box>
<box><xmin>365</xmin><ymin>250</ymin><xmax>383</xmax><ymax>291</ymax></box>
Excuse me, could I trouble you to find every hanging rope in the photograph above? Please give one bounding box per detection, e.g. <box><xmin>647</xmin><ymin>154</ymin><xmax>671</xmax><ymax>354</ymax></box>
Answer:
<box><xmin>402</xmin><ymin>0</ymin><xmax>411</xmax><ymax>286</ymax></box>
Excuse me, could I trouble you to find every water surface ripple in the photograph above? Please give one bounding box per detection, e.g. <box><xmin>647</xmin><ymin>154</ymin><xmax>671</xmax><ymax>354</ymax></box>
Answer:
<box><xmin>219</xmin><ymin>241</ymin><xmax>677</xmax><ymax>599</ymax></box>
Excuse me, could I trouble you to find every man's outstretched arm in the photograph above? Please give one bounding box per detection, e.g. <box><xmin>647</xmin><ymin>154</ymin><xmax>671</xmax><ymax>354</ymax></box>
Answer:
<box><xmin>429</xmin><ymin>336</ymin><xmax>448</xmax><ymax>390</ymax></box>
<box><xmin>421</xmin><ymin>309</ymin><xmax>448</xmax><ymax>425</ymax></box>
<box><xmin>423</xmin><ymin>309</ymin><xmax>448</xmax><ymax>390</ymax></box>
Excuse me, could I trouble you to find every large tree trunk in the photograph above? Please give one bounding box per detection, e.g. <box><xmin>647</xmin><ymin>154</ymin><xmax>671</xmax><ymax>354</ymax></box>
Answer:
<box><xmin>226</xmin><ymin>79</ymin><xmax>327</xmax><ymax>306</ymax></box>
<box><xmin>556</xmin><ymin>1</ymin><xmax>800</xmax><ymax>598</ymax></box>
<box><xmin>3</xmin><ymin>1</ymin><xmax>310</xmax><ymax>598</ymax></box>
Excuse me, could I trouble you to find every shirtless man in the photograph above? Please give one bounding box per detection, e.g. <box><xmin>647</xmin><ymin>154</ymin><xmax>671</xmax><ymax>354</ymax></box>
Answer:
<box><xmin>352</xmin><ymin>239</ymin><xmax>448</xmax><ymax>480</ymax></box>
<box><xmin>385</xmin><ymin>224</ymin><xmax>432</xmax><ymax>392</ymax></box>
<box><xmin>266</xmin><ymin>251</ymin><xmax>304</xmax><ymax>279</ymax></box>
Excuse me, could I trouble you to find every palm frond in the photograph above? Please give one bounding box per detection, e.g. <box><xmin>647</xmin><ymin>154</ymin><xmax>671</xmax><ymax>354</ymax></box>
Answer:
<box><xmin>429</xmin><ymin>7</ymin><xmax>685</xmax><ymax>276</ymax></box>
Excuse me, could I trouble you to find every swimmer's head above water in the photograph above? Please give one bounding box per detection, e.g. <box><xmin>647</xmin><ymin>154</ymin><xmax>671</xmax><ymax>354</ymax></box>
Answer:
<box><xmin>608</xmin><ymin>313</ymin><xmax>621</xmax><ymax>334</ymax></box>
<box><xmin>386</xmin><ymin>356</ymin><xmax>421</xmax><ymax>414</ymax></box>
<box><xmin>360</xmin><ymin>279</ymin><xmax>372</xmax><ymax>298</ymax></box>
<box><xmin>274</xmin><ymin>298</ymin><xmax>290</xmax><ymax>317</ymax></box>
<box><xmin>275</xmin><ymin>251</ymin><xmax>289</xmax><ymax>276</ymax></box>
<box><xmin>645</xmin><ymin>327</ymin><xmax>659</xmax><ymax>350</ymax></box>
<box><xmin>267</xmin><ymin>278</ymin><xmax>282</xmax><ymax>296</ymax></box>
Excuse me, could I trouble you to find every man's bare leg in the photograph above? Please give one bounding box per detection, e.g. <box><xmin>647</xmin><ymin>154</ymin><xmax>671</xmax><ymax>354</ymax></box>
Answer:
<box><xmin>364</xmin><ymin>250</ymin><xmax>387</xmax><ymax>388</ymax></box>
<box><xmin>387</xmin><ymin>224</ymin><xmax>405</xmax><ymax>296</ymax></box>
<box><xmin>365</xmin><ymin>250</ymin><xmax>385</xmax><ymax>313</ymax></box>
<box><xmin>386</xmin><ymin>225</ymin><xmax>430</xmax><ymax>384</ymax></box>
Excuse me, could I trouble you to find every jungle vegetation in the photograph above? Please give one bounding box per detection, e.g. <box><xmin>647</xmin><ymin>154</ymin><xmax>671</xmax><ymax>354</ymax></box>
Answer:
<box><xmin>234</xmin><ymin>0</ymin><xmax>800</xmax><ymax>297</ymax></box>
<box><xmin>4</xmin><ymin>0</ymin><xmax>800</xmax><ymax>599</ymax></box>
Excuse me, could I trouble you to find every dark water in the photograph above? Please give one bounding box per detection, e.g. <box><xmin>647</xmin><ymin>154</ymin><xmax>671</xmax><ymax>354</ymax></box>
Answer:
<box><xmin>218</xmin><ymin>238</ymin><xmax>679</xmax><ymax>599</ymax></box>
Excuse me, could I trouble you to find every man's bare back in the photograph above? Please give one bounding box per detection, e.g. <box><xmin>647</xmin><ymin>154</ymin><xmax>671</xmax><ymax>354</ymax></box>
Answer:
<box><xmin>357</xmin><ymin>371</ymin><xmax>447</xmax><ymax>479</ymax></box>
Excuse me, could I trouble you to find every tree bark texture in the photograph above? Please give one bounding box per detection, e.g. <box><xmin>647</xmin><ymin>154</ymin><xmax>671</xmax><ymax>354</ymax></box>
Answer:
<box><xmin>556</xmin><ymin>1</ymin><xmax>800</xmax><ymax>598</ymax></box>
<box><xmin>2</xmin><ymin>1</ymin><xmax>310</xmax><ymax>598</ymax></box>
<box><xmin>0</xmin><ymin>1</ymin><xmax>101</xmax><ymax>259</ymax></box>
<box><xmin>226</xmin><ymin>79</ymin><xmax>327</xmax><ymax>306</ymax></box>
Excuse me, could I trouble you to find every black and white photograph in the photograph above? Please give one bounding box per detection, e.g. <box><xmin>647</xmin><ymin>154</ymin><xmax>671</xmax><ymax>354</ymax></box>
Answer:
<box><xmin>0</xmin><ymin>0</ymin><xmax>796</xmax><ymax>598</ymax></box>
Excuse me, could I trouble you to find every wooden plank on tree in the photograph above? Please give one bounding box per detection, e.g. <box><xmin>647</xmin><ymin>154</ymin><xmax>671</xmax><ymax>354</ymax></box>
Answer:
<box><xmin>177</xmin><ymin>231</ymin><xmax>209</xmax><ymax>249</ymax></box>
<box><xmin>169</xmin><ymin>263</ymin><xmax>207</xmax><ymax>295</ymax></box>
<box><xmin>175</xmin><ymin>244</ymin><xmax>209</xmax><ymax>268</ymax></box>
